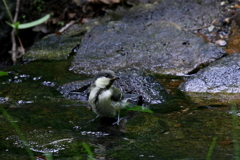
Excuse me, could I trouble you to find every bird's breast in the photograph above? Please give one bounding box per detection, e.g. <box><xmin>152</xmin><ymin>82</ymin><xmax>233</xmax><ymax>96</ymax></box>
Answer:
<box><xmin>96</xmin><ymin>89</ymin><xmax>118</xmax><ymax>117</ymax></box>
<box><xmin>98</xmin><ymin>90</ymin><xmax>112</xmax><ymax>100</ymax></box>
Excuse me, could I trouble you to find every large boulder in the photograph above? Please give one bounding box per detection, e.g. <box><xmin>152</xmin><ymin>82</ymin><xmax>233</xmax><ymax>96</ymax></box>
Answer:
<box><xmin>70</xmin><ymin>1</ymin><xmax>226</xmax><ymax>75</ymax></box>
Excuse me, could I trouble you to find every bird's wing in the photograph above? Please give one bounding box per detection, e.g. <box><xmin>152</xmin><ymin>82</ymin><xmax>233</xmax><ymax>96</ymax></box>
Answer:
<box><xmin>111</xmin><ymin>87</ymin><xmax>123</xmax><ymax>101</ymax></box>
<box><xmin>121</xmin><ymin>94</ymin><xmax>140</xmax><ymax>103</ymax></box>
<box><xmin>123</xmin><ymin>94</ymin><xmax>139</xmax><ymax>99</ymax></box>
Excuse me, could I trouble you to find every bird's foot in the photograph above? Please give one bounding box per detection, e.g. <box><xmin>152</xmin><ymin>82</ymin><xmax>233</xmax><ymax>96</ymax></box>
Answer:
<box><xmin>88</xmin><ymin>115</ymin><xmax>99</xmax><ymax>123</ymax></box>
<box><xmin>112</xmin><ymin>117</ymin><xmax>127</xmax><ymax>125</ymax></box>
<box><xmin>112</xmin><ymin>118</ymin><xmax>122</xmax><ymax>125</ymax></box>
<box><xmin>112</xmin><ymin>112</ymin><xmax>123</xmax><ymax>125</ymax></box>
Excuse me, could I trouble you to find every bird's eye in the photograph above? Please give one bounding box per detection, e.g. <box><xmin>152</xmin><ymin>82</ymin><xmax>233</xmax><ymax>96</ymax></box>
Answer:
<box><xmin>105</xmin><ymin>74</ymin><xmax>110</xmax><ymax>78</ymax></box>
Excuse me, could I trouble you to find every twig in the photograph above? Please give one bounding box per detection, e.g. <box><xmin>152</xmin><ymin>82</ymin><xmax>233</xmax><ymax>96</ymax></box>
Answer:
<box><xmin>185</xmin><ymin>24</ymin><xmax>211</xmax><ymax>31</ymax></box>
<box><xmin>57</xmin><ymin>15</ymin><xmax>84</xmax><ymax>34</ymax></box>
<box><xmin>16</xmin><ymin>36</ymin><xmax>25</xmax><ymax>58</ymax></box>
<box><xmin>10</xmin><ymin>29</ymin><xmax>17</xmax><ymax>64</ymax></box>
<box><xmin>13</xmin><ymin>0</ymin><xmax>20</xmax><ymax>23</ymax></box>
<box><xmin>10</xmin><ymin>0</ymin><xmax>24</xmax><ymax>64</ymax></box>
<box><xmin>58</xmin><ymin>20</ymin><xmax>76</xmax><ymax>33</ymax></box>
<box><xmin>2</xmin><ymin>0</ymin><xmax>13</xmax><ymax>22</ymax></box>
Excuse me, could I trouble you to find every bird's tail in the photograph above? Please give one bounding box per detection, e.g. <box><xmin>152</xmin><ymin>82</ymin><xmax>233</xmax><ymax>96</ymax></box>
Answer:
<box><xmin>121</xmin><ymin>94</ymin><xmax>153</xmax><ymax>113</ymax></box>
<box><xmin>121</xmin><ymin>94</ymin><xmax>140</xmax><ymax>102</ymax></box>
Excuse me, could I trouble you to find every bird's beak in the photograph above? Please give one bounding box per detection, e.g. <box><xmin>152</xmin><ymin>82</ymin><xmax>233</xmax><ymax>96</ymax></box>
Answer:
<box><xmin>110</xmin><ymin>76</ymin><xmax>119</xmax><ymax>81</ymax></box>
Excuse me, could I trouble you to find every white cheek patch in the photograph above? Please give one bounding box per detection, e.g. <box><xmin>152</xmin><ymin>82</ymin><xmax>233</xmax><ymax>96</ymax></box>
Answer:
<box><xmin>95</xmin><ymin>77</ymin><xmax>110</xmax><ymax>88</ymax></box>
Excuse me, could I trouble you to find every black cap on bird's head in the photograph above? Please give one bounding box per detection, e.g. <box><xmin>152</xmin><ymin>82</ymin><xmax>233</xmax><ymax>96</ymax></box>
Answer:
<box><xmin>93</xmin><ymin>70</ymin><xmax>119</xmax><ymax>88</ymax></box>
<box><xmin>93</xmin><ymin>70</ymin><xmax>115</xmax><ymax>80</ymax></box>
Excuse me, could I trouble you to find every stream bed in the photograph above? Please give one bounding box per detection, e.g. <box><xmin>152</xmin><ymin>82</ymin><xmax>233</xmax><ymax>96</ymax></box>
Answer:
<box><xmin>0</xmin><ymin>57</ymin><xmax>240</xmax><ymax>160</ymax></box>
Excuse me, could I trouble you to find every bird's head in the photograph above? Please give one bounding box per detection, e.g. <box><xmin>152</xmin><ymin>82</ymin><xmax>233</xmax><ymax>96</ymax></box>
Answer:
<box><xmin>93</xmin><ymin>70</ymin><xmax>119</xmax><ymax>89</ymax></box>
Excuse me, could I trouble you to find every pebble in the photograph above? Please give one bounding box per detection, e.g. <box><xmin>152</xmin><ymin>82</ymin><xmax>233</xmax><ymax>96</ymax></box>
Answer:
<box><xmin>215</xmin><ymin>39</ymin><xmax>227</xmax><ymax>46</ymax></box>
<box><xmin>220</xmin><ymin>1</ymin><xmax>226</xmax><ymax>6</ymax></box>
<box><xmin>223</xmin><ymin>17</ymin><xmax>231</xmax><ymax>24</ymax></box>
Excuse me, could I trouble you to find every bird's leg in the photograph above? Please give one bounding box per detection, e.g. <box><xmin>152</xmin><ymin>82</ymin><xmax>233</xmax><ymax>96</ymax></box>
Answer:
<box><xmin>112</xmin><ymin>111</ymin><xmax>122</xmax><ymax>125</ymax></box>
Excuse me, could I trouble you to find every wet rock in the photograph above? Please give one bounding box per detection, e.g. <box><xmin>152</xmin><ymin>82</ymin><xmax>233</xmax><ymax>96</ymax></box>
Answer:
<box><xmin>23</xmin><ymin>24</ymin><xmax>86</xmax><ymax>61</ymax></box>
<box><xmin>57</xmin><ymin>71</ymin><xmax>170</xmax><ymax>106</ymax></box>
<box><xmin>23</xmin><ymin>16</ymin><xmax>109</xmax><ymax>61</ymax></box>
<box><xmin>115</xmin><ymin>71</ymin><xmax>170</xmax><ymax>105</ymax></box>
<box><xmin>124</xmin><ymin>0</ymin><xmax>221</xmax><ymax>29</ymax></box>
<box><xmin>179</xmin><ymin>53</ymin><xmax>240</xmax><ymax>93</ymax></box>
<box><xmin>71</xmin><ymin>0</ymin><xmax>226</xmax><ymax>75</ymax></box>
<box><xmin>57</xmin><ymin>79</ymin><xmax>91</xmax><ymax>101</ymax></box>
<box><xmin>22</xmin><ymin>14</ymin><xmax>119</xmax><ymax>61</ymax></box>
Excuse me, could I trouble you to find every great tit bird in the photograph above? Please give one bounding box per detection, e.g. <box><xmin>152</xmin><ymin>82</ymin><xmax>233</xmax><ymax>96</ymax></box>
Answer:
<box><xmin>88</xmin><ymin>70</ymin><xmax>137</xmax><ymax>125</ymax></box>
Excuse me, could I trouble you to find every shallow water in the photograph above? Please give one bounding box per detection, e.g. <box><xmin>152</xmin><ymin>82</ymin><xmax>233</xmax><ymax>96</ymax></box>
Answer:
<box><xmin>0</xmin><ymin>58</ymin><xmax>239</xmax><ymax>160</ymax></box>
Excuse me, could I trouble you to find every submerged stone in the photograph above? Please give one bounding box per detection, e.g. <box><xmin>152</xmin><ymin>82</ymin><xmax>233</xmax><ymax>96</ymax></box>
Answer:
<box><xmin>58</xmin><ymin>70</ymin><xmax>170</xmax><ymax>106</ymax></box>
